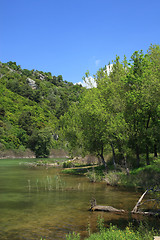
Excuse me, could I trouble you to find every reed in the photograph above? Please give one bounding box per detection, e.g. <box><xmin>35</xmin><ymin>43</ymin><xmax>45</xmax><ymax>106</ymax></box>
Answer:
<box><xmin>36</xmin><ymin>179</ymin><xmax>39</xmax><ymax>192</ymax></box>
<box><xmin>28</xmin><ymin>179</ymin><xmax>31</xmax><ymax>192</ymax></box>
<box><xmin>27</xmin><ymin>175</ymin><xmax>67</xmax><ymax>192</ymax></box>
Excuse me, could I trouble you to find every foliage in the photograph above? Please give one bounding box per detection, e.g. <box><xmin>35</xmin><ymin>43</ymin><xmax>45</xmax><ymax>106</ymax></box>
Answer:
<box><xmin>85</xmin><ymin>224</ymin><xmax>157</xmax><ymax>240</ymax></box>
<box><xmin>28</xmin><ymin>128</ymin><xmax>54</xmax><ymax>158</ymax></box>
<box><xmin>0</xmin><ymin>61</ymin><xmax>84</xmax><ymax>156</ymax></box>
<box><xmin>63</xmin><ymin>160</ymin><xmax>75</xmax><ymax>168</ymax></box>
<box><xmin>61</xmin><ymin>44</ymin><xmax>160</xmax><ymax>171</ymax></box>
<box><xmin>66</xmin><ymin>219</ymin><xmax>158</xmax><ymax>240</ymax></box>
<box><xmin>104</xmin><ymin>171</ymin><xmax>121</xmax><ymax>186</ymax></box>
<box><xmin>86</xmin><ymin>167</ymin><xmax>105</xmax><ymax>182</ymax></box>
<box><xmin>66</xmin><ymin>232</ymin><xmax>80</xmax><ymax>240</ymax></box>
<box><xmin>108</xmin><ymin>157</ymin><xmax>160</xmax><ymax>189</ymax></box>
<box><xmin>62</xmin><ymin>167</ymin><xmax>89</xmax><ymax>175</ymax></box>
<box><xmin>1</xmin><ymin>45</ymin><xmax>160</xmax><ymax>164</ymax></box>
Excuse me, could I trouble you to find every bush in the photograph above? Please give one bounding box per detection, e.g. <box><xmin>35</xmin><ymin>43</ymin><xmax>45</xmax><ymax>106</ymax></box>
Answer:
<box><xmin>63</xmin><ymin>160</ymin><xmax>74</xmax><ymax>168</ymax></box>
<box><xmin>86</xmin><ymin>168</ymin><xmax>104</xmax><ymax>182</ymax></box>
<box><xmin>66</xmin><ymin>220</ymin><xmax>158</xmax><ymax>240</ymax></box>
<box><xmin>86</xmin><ymin>224</ymin><xmax>155</xmax><ymax>240</ymax></box>
<box><xmin>104</xmin><ymin>171</ymin><xmax>121</xmax><ymax>186</ymax></box>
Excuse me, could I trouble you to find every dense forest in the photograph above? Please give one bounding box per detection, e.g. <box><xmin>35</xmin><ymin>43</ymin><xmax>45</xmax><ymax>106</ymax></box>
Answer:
<box><xmin>0</xmin><ymin>44</ymin><xmax>160</xmax><ymax>166</ymax></box>
<box><xmin>0</xmin><ymin>61</ymin><xmax>84</xmax><ymax>157</ymax></box>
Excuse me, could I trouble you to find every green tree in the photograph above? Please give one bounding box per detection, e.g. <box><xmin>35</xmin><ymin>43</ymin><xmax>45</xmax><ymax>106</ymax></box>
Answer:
<box><xmin>122</xmin><ymin>46</ymin><xmax>160</xmax><ymax>166</ymax></box>
<box><xmin>28</xmin><ymin>128</ymin><xmax>53</xmax><ymax>158</ymax></box>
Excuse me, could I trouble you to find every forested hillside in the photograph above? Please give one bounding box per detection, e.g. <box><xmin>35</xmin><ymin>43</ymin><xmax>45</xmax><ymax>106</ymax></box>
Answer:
<box><xmin>0</xmin><ymin>61</ymin><xmax>84</xmax><ymax>157</ymax></box>
<box><xmin>1</xmin><ymin>44</ymin><xmax>160</xmax><ymax>165</ymax></box>
<box><xmin>60</xmin><ymin>44</ymin><xmax>160</xmax><ymax>168</ymax></box>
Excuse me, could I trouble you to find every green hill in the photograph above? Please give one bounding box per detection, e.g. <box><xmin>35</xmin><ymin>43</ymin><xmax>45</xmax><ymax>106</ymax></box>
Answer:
<box><xmin>0</xmin><ymin>61</ymin><xmax>84</xmax><ymax>157</ymax></box>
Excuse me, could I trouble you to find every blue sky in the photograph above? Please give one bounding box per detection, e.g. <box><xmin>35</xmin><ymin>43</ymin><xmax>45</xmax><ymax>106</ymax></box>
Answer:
<box><xmin>1</xmin><ymin>0</ymin><xmax>160</xmax><ymax>84</ymax></box>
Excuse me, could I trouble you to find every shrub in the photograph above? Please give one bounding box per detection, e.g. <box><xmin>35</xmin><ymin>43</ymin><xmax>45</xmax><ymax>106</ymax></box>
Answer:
<box><xmin>86</xmin><ymin>169</ymin><xmax>103</xmax><ymax>182</ymax></box>
<box><xmin>86</xmin><ymin>223</ymin><xmax>157</xmax><ymax>240</ymax></box>
<box><xmin>63</xmin><ymin>160</ymin><xmax>74</xmax><ymax>168</ymax></box>
<box><xmin>104</xmin><ymin>171</ymin><xmax>121</xmax><ymax>186</ymax></box>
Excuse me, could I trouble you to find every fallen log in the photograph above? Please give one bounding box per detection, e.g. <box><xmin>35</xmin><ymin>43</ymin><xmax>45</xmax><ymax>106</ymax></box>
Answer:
<box><xmin>91</xmin><ymin>205</ymin><xmax>125</xmax><ymax>213</ymax></box>
<box><xmin>90</xmin><ymin>190</ymin><xmax>160</xmax><ymax>216</ymax></box>
<box><xmin>90</xmin><ymin>198</ymin><xmax>125</xmax><ymax>213</ymax></box>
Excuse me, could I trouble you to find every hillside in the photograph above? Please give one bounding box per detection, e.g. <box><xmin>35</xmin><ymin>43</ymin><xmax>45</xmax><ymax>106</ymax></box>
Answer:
<box><xmin>0</xmin><ymin>61</ymin><xmax>84</xmax><ymax>157</ymax></box>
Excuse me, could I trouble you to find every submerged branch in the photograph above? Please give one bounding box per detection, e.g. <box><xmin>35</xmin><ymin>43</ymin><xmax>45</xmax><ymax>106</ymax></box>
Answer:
<box><xmin>90</xmin><ymin>188</ymin><xmax>160</xmax><ymax>217</ymax></box>
<box><xmin>132</xmin><ymin>190</ymin><xmax>148</xmax><ymax>213</ymax></box>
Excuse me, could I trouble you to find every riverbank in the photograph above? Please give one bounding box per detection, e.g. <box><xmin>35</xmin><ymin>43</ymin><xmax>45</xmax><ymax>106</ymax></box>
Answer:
<box><xmin>62</xmin><ymin>157</ymin><xmax>160</xmax><ymax>190</ymax></box>
<box><xmin>3</xmin><ymin>151</ymin><xmax>159</xmax><ymax>190</ymax></box>
<box><xmin>16</xmin><ymin>154</ymin><xmax>160</xmax><ymax>190</ymax></box>
<box><xmin>66</xmin><ymin>222</ymin><xmax>159</xmax><ymax>240</ymax></box>
<box><xmin>0</xmin><ymin>148</ymin><xmax>68</xmax><ymax>159</ymax></box>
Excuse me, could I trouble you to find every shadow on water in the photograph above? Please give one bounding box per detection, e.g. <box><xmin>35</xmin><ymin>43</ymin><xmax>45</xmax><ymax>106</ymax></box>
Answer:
<box><xmin>0</xmin><ymin>158</ymin><xmax>159</xmax><ymax>239</ymax></box>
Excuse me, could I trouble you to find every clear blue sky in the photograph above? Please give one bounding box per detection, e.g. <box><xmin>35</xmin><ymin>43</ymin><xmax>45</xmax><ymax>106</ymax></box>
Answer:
<box><xmin>1</xmin><ymin>0</ymin><xmax>160</xmax><ymax>84</ymax></box>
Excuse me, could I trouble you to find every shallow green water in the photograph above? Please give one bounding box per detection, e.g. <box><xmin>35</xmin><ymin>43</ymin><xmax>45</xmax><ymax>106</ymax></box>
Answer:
<box><xmin>0</xmin><ymin>158</ymin><xmax>145</xmax><ymax>239</ymax></box>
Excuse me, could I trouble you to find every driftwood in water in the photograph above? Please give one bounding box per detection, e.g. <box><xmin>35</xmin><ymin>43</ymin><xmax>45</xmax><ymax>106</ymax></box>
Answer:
<box><xmin>90</xmin><ymin>188</ymin><xmax>160</xmax><ymax>216</ymax></box>
<box><xmin>90</xmin><ymin>198</ymin><xmax>125</xmax><ymax>213</ymax></box>
<box><xmin>132</xmin><ymin>210</ymin><xmax>160</xmax><ymax>216</ymax></box>
<box><xmin>91</xmin><ymin>205</ymin><xmax>125</xmax><ymax>213</ymax></box>
<box><xmin>132</xmin><ymin>190</ymin><xmax>148</xmax><ymax>213</ymax></box>
<box><xmin>131</xmin><ymin>189</ymin><xmax>160</xmax><ymax>216</ymax></box>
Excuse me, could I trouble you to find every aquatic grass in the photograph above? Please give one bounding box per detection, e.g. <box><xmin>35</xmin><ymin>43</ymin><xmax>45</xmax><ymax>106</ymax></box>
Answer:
<box><xmin>66</xmin><ymin>232</ymin><xmax>80</xmax><ymax>240</ymax></box>
<box><xmin>28</xmin><ymin>179</ymin><xmax>31</xmax><ymax>192</ymax></box>
<box><xmin>46</xmin><ymin>175</ymin><xmax>52</xmax><ymax>191</ymax></box>
<box><xmin>36</xmin><ymin>179</ymin><xmax>39</xmax><ymax>192</ymax></box>
<box><xmin>97</xmin><ymin>216</ymin><xmax>105</xmax><ymax>233</ymax></box>
<box><xmin>54</xmin><ymin>174</ymin><xmax>66</xmax><ymax>190</ymax></box>
<box><xmin>87</xmin><ymin>221</ymin><xmax>91</xmax><ymax>237</ymax></box>
<box><xmin>26</xmin><ymin>175</ymin><xmax>75</xmax><ymax>192</ymax></box>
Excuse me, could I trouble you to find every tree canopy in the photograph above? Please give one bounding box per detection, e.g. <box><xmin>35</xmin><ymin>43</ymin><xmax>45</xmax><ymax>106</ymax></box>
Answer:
<box><xmin>0</xmin><ymin>61</ymin><xmax>84</xmax><ymax>157</ymax></box>
<box><xmin>60</xmin><ymin>44</ymin><xmax>160</xmax><ymax>168</ymax></box>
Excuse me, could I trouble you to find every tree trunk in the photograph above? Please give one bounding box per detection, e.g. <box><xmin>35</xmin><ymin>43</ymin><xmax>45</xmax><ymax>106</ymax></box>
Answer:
<box><xmin>100</xmin><ymin>153</ymin><xmax>107</xmax><ymax>170</ymax></box>
<box><xmin>154</xmin><ymin>144</ymin><xmax>158</xmax><ymax>158</ymax></box>
<box><xmin>146</xmin><ymin>115</ymin><xmax>150</xmax><ymax>165</ymax></box>
<box><xmin>99</xmin><ymin>145</ymin><xmax>107</xmax><ymax>170</ymax></box>
<box><xmin>136</xmin><ymin>145</ymin><xmax>140</xmax><ymax>167</ymax></box>
<box><xmin>146</xmin><ymin>145</ymin><xmax>150</xmax><ymax>165</ymax></box>
<box><xmin>110</xmin><ymin>142</ymin><xmax>116</xmax><ymax>169</ymax></box>
<box><xmin>123</xmin><ymin>155</ymin><xmax>130</xmax><ymax>175</ymax></box>
<box><xmin>97</xmin><ymin>155</ymin><xmax>102</xmax><ymax>165</ymax></box>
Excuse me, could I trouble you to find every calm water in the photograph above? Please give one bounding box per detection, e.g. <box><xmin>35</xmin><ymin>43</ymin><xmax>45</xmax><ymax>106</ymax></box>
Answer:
<box><xmin>0</xmin><ymin>158</ymin><xmax>147</xmax><ymax>239</ymax></box>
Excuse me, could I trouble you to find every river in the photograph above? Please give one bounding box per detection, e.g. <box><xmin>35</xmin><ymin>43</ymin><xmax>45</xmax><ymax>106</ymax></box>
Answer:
<box><xmin>0</xmin><ymin>158</ymin><xmax>153</xmax><ymax>239</ymax></box>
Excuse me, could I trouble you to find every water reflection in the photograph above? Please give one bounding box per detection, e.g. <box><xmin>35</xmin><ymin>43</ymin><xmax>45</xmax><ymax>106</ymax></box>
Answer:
<box><xmin>0</xmin><ymin>159</ymin><xmax>153</xmax><ymax>239</ymax></box>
